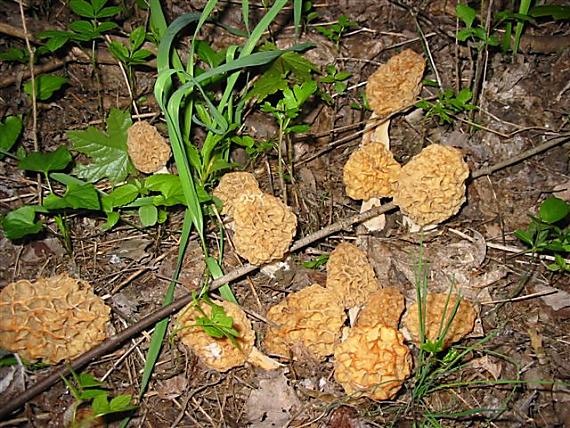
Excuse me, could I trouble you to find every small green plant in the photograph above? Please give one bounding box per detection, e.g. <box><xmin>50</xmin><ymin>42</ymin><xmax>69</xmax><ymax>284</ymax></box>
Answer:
<box><xmin>107</xmin><ymin>26</ymin><xmax>153</xmax><ymax>91</ymax></box>
<box><xmin>302</xmin><ymin>253</ymin><xmax>329</xmax><ymax>269</ymax></box>
<box><xmin>0</xmin><ymin>115</ymin><xmax>23</xmax><ymax>159</ymax></box>
<box><xmin>416</xmin><ymin>88</ymin><xmax>477</xmax><ymax>124</ymax></box>
<box><xmin>23</xmin><ymin>74</ymin><xmax>68</xmax><ymax>101</ymax></box>
<box><xmin>231</xmin><ymin>135</ymin><xmax>274</xmax><ymax>160</ymax></box>
<box><xmin>515</xmin><ymin>196</ymin><xmax>570</xmax><ymax>272</ymax></box>
<box><xmin>191</xmin><ymin>294</ymin><xmax>241</xmax><ymax>348</ymax></box>
<box><xmin>456</xmin><ymin>4</ymin><xmax>500</xmax><ymax>49</ymax></box>
<box><xmin>316</xmin><ymin>15</ymin><xmax>358</xmax><ymax>48</ymax></box>
<box><xmin>62</xmin><ymin>370</ymin><xmax>136</xmax><ymax>428</ymax></box>
<box><xmin>319</xmin><ymin>63</ymin><xmax>352</xmax><ymax>104</ymax></box>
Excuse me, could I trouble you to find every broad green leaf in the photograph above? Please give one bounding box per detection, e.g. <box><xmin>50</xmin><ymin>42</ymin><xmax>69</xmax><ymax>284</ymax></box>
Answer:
<box><xmin>102</xmin><ymin>211</ymin><xmax>120</xmax><ymax>230</ymax></box>
<box><xmin>68</xmin><ymin>108</ymin><xmax>133</xmax><ymax>183</ymax></box>
<box><xmin>130</xmin><ymin>49</ymin><xmax>152</xmax><ymax>63</ymax></box>
<box><xmin>108</xmin><ymin>183</ymin><xmax>139</xmax><ymax>207</ymax></box>
<box><xmin>79</xmin><ymin>389</ymin><xmax>108</xmax><ymax>400</ymax></box>
<box><xmin>96</xmin><ymin>6</ymin><xmax>121</xmax><ymax>18</ymax></box>
<box><xmin>0</xmin><ymin>48</ymin><xmax>28</xmax><ymax>63</ymax></box>
<box><xmin>245</xmin><ymin>66</ymin><xmax>288</xmax><ymax>101</ymax></box>
<box><xmin>43</xmin><ymin>183</ymin><xmax>100</xmax><ymax>210</ymax></box>
<box><xmin>109</xmin><ymin>394</ymin><xmax>134</xmax><ymax>412</ymax></box>
<box><xmin>24</xmin><ymin>74</ymin><xmax>68</xmax><ymax>101</ymax></box>
<box><xmin>145</xmin><ymin>174</ymin><xmax>185</xmax><ymax>202</ymax></box>
<box><xmin>139</xmin><ymin>204</ymin><xmax>158</xmax><ymax>227</ymax></box>
<box><xmin>19</xmin><ymin>146</ymin><xmax>72</xmax><ymax>174</ymax></box>
<box><xmin>70</xmin><ymin>0</ymin><xmax>95</xmax><ymax>18</ymax></box>
<box><xmin>2</xmin><ymin>205</ymin><xmax>45</xmax><ymax>240</ymax></box>
<box><xmin>78</xmin><ymin>373</ymin><xmax>104</xmax><ymax>388</ymax></box>
<box><xmin>0</xmin><ymin>115</ymin><xmax>23</xmax><ymax>160</ymax></box>
<box><xmin>514</xmin><ymin>229</ymin><xmax>533</xmax><ymax>246</ymax></box>
<box><xmin>129</xmin><ymin>27</ymin><xmax>146</xmax><ymax>51</ymax></box>
<box><xmin>456</xmin><ymin>28</ymin><xmax>472</xmax><ymax>42</ymax></box>
<box><xmin>91</xmin><ymin>393</ymin><xmax>110</xmax><ymax>417</ymax></box>
<box><xmin>539</xmin><ymin>197</ymin><xmax>569</xmax><ymax>224</ymax></box>
<box><xmin>91</xmin><ymin>0</ymin><xmax>108</xmax><ymax>12</ymax></box>
<box><xmin>96</xmin><ymin>21</ymin><xmax>118</xmax><ymax>33</ymax></box>
<box><xmin>108</xmin><ymin>41</ymin><xmax>129</xmax><ymax>62</ymax></box>
<box><xmin>69</xmin><ymin>20</ymin><xmax>95</xmax><ymax>34</ymax></box>
<box><xmin>456</xmin><ymin>4</ymin><xmax>476</xmax><ymax>27</ymax></box>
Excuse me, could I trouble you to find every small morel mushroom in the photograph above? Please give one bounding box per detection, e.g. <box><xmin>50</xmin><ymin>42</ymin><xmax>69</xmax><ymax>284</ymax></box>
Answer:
<box><xmin>334</xmin><ymin>323</ymin><xmax>412</xmax><ymax>401</ymax></box>
<box><xmin>394</xmin><ymin>144</ymin><xmax>470</xmax><ymax>227</ymax></box>
<box><xmin>263</xmin><ymin>284</ymin><xmax>346</xmax><ymax>360</ymax></box>
<box><xmin>343</xmin><ymin>143</ymin><xmax>401</xmax><ymax>201</ymax></box>
<box><xmin>366</xmin><ymin>49</ymin><xmax>425</xmax><ymax>117</ymax></box>
<box><xmin>0</xmin><ymin>274</ymin><xmax>110</xmax><ymax>364</ymax></box>
<box><xmin>127</xmin><ymin>121</ymin><xmax>171</xmax><ymax>173</ymax></box>
<box><xmin>177</xmin><ymin>300</ymin><xmax>255</xmax><ymax>372</ymax></box>
<box><xmin>326</xmin><ymin>242</ymin><xmax>380</xmax><ymax>308</ymax></box>
<box><xmin>355</xmin><ymin>287</ymin><xmax>405</xmax><ymax>329</ymax></box>
<box><xmin>232</xmin><ymin>193</ymin><xmax>297</xmax><ymax>265</ymax></box>
<box><xmin>403</xmin><ymin>292</ymin><xmax>476</xmax><ymax>350</ymax></box>
<box><xmin>213</xmin><ymin>171</ymin><xmax>262</xmax><ymax>215</ymax></box>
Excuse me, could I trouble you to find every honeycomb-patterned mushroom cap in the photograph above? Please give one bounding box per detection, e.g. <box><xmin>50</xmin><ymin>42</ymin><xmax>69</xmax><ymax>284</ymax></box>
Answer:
<box><xmin>0</xmin><ymin>275</ymin><xmax>110</xmax><ymax>364</ymax></box>
<box><xmin>127</xmin><ymin>121</ymin><xmax>171</xmax><ymax>174</ymax></box>
<box><xmin>213</xmin><ymin>172</ymin><xmax>262</xmax><ymax>215</ymax></box>
<box><xmin>334</xmin><ymin>324</ymin><xmax>412</xmax><ymax>401</ymax></box>
<box><xmin>326</xmin><ymin>243</ymin><xmax>380</xmax><ymax>308</ymax></box>
<box><xmin>394</xmin><ymin>144</ymin><xmax>470</xmax><ymax>226</ymax></box>
<box><xmin>343</xmin><ymin>142</ymin><xmax>401</xmax><ymax>201</ymax></box>
<box><xmin>403</xmin><ymin>292</ymin><xmax>476</xmax><ymax>350</ymax></box>
<box><xmin>177</xmin><ymin>300</ymin><xmax>255</xmax><ymax>372</ymax></box>
<box><xmin>263</xmin><ymin>284</ymin><xmax>346</xmax><ymax>360</ymax></box>
<box><xmin>366</xmin><ymin>49</ymin><xmax>425</xmax><ymax>117</ymax></box>
<box><xmin>355</xmin><ymin>287</ymin><xmax>405</xmax><ymax>329</ymax></box>
<box><xmin>232</xmin><ymin>193</ymin><xmax>297</xmax><ymax>265</ymax></box>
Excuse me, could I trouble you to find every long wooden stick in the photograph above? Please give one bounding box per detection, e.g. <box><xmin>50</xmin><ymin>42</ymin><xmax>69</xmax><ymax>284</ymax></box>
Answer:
<box><xmin>0</xmin><ymin>134</ymin><xmax>568</xmax><ymax>420</ymax></box>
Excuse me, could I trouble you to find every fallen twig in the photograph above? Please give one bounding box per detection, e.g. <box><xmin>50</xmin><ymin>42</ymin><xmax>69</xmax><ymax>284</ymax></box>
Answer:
<box><xmin>0</xmin><ymin>133</ymin><xmax>568</xmax><ymax>420</ymax></box>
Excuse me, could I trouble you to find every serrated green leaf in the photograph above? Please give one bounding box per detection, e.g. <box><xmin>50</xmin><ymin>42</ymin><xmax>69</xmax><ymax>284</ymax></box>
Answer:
<box><xmin>19</xmin><ymin>146</ymin><xmax>72</xmax><ymax>174</ymax></box>
<box><xmin>539</xmin><ymin>197</ymin><xmax>569</xmax><ymax>224</ymax></box>
<box><xmin>24</xmin><ymin>74</ymin><xmax>68</xmax><ymax>101</ymax></box>
<box><xmin>246</xmin><ymin>66</ymin><xmax>288</xmax><ymax>102</ymax></box>
<box><xmin>68</xmin><ymin>108</ymin><xmax>133</xmax><ymax>183</ymax></box>
<box><xmin>2</xmin><ymin>205</ymin><xmax>45</xmax><ymax>240</ymax></box>
<box><xmin>0</xmin><ymin>115</ymin><xmax>23</xmax><ymax>160</ymax></box>
<box><xmin>139</xmin><ymin>204</ymin><xmax>157</xmax><ymax>227</ymax></box>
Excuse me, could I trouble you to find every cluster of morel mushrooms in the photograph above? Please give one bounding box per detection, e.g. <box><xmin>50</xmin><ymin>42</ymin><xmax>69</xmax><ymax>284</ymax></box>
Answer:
<box><xmin>0</xmin><ymin>49</ymin><xmax>477</xmax><ymax>402</ymax></box>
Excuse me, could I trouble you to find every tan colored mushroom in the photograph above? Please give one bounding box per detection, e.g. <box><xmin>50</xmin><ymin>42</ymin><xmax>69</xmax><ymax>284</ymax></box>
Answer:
<box><xmin>232</xmin><ymin>193</ymin><xmax>297</xmax><ymax>265</ymax></box>
<box><xmin>213</xmin><ymin>172</ymin><xmax>262</xmax><ymax>215</ymax></box>
<box><xmin>127</xmin><ymin>121</ymin><xmax>171</xmax><ymax>173</ymax></box>
<box><xmin>0</xmin><ymin>275</ymin><xmax>110</xmax><ymax>364</ymax></box>
<box><xmin>403</xmin><ymin>292</ymin><xmax>476</xmax><ymax>350</ymax></box>
<box><xmin>366</xmin><ymin>49</ymin><xmax>425</xmax><ymax>117</ymax></box>
<box><xmin>263</xmin><ymin>284</ymin><xmax>346</xmax><ymax>360</ymax></box>
<box><xmin>326</xmin><ymin>242</ymin><xmax>380</xmax><ymax>308</ymax></box>
<box><xmin>343</xmin><ymin>142</ymin><xmax>402</xmax><ymax>201</ymax></box>
<box><xmin>334</xmin><ymin>323</ymin><xmax>412</xmax><ymax>401</ymax></box>
<box><xmin>177</xmin><ymin>299</ymin><xmax>255</xmax><ymax>372</ymax></box>
<box><xmin>355</xmin><ymin>287</ymin><xmax>405</xmax><ymax>329</ymax></box>
<box><xmin>394</xmin><ymin>144</ymin><xmax>470</xmax><ymax>227</ymax></box>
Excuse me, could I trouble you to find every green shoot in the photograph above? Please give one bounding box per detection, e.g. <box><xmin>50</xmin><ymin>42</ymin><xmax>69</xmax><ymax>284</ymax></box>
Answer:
<box><xmin>456</xmin><ymin>4</ymin><xmax>500</xmax><ymax>49</ymax></box>
<box><xmin>303</xmin><ymin>254</ymin><xmax>329</xmax><ymax>269</ymax></box>
<box><xmin>319</xmin><ymin>63</ymin><xmax>352</xmax><ymax>104</ymax></box>
<box><xmin>416</xmin><ymin>88</ymin><xmax>477</xmax><ymax>124</ymax></box>
<box><xmin>514</xmin><ymin>197</ymin><xmax>570</xmax><ymax>272</ymax></box>
<box><xmin>316</xmin><ymin>15</ymin><xmax>358</xmax><ymax>48</ymax></box>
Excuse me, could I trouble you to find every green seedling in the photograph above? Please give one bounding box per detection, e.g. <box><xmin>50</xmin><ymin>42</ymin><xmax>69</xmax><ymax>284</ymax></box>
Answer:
<box><xmin>319</xmin><ymin>63</ymin><xmax>352</xmax><ymax>104</ymax></box>
<box><xmin>316</xmin><ymin>15</ymin><xmax>358</xmax><ymax>48</ymax></box>
<box><xmin>302</xmin><ymin>253</ymin><xmax>329</xmax><ymax>269</ymax></box>
<box><xmin>0</xmin><ymin>47</ymin><xmax>29</xmax><ymax>63</ymax></box>
<box><xmin>231</xmin><ymin>135</ymin><xmax>274</xmax><ymax>160</ymax></box>
<box><xmin>416</xmin><ymin>88</ymin><xmax>477</xmax><ymax>124</ymax></box>
<box><xmin>62</xmin><ymin>369</ymin><xmax>136</xmax><ymax>427</ymax></box>
<box><xmin>456</xmin><ymin>4</ymin><xmax>500</xmax><ymax>49</ymax></box>
<box><xmin>515</xmin><ymin>197</ymin><xmax>570</xmax><ymax>272</ymax></box>
<box><xmin>0</xmin><ymin>115</ymin><xmax>23</xmax><ymax>160</ymax></box>
<box><xmin>350</xmin><ymin>90</ymin><xmax>371</xmax><ymax>111</ymax></box>
<box><xmin>23</xmin><ymin>74</ymin><xmax>68</xmax><ymax>101</ymax></box>
<box><xmin>192</xmin><ymin>294</ymin><xmax>241</xmax><ymax>348</ymax></box>
<box><xmin>303</xmin><ymin>1</ymin><xmax>320</xmax><ymax>26</ymax></box>
<box><xmin>67</xmin><ymin>108</ymin><xmax>134</xmax><ymax>184</ymax></box>
<box><xmin>108</xmin><ymin>26</ymin><xmax>153</xmax><ymax>90</ymax></box>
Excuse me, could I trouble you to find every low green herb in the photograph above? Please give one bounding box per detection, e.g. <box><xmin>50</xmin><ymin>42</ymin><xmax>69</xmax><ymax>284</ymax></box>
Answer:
<box><xmin>319</xmin><ymin>63</ymin><xmax>351</xmax><ymax>104</ymax></box>
<box><xmin>0</xmin><ymin>115</ymin><xmax>23</xmax><ymax>160</ymax></box>
<box><xmin>416</xmin><ymin>88</ymin><xmax>477</xmax><ymax>124</ymax></box>
<box><xmin>456</xmin><ymin>4</ymin><xmax>500</xmax><ymax>49</ymax></box>
<box><xmin>303</xmin><ymin>254</ymin><xmax>329</xmax><ymax>269</ymax></box>
<box><xmin>108</xmin><ymin>26</ymin><xmax>153</xmax><ymax>90</ymax></box>
<box><xmin>192</xmin><ymin>295</ymin><xmax>241</xmax><ymax>348</ymax></box>
<box><xmin>23</xmin><ymin>74</ymin><xmax>68</xmax><ymax>101</ymax></box>
<box><xmin>515</xmin><ymin>197</ymin><xmax>570</xmax><ymax>272</ymax></box>
<box><xmin>316</xmin><ymin>15</ymin><xmax>358</xmax><ymax>47</ymax></box>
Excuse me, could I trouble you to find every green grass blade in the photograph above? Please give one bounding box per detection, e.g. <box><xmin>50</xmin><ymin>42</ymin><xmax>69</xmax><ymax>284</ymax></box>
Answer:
<box><xmin>206</xmin><ymin>256</ymin><xmax>236</xmax><ymax>303</ymax></box>
<box><xmin>149</xmin><ymin>0</ymin><xmax>168</xmax><ymax>40</ymax></box>
<box><xmin>514</xmin><ymin>0</ymin><xmax>532</xmax><ymax>53</ymax></box>
<box><xmin>242</xmin><ymin>0</ymin><xmax>250</xmax><ymax>34</ymax></box>
<box><xmin>294</xmin><ymin>0</ymin><xmax>302</xmax><ymax>37</ymax></box>
<box><xmin>188</xmin><ymin>0</ymin><xmax>219</xmax><ymax>76</ymax></box>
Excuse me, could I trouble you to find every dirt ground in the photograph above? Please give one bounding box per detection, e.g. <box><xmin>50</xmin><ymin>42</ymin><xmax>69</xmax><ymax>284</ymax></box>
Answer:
<box><xmin>1</xmin><ymin>0</ymin><xmax>570</xmax><ymax>426</ymax></box>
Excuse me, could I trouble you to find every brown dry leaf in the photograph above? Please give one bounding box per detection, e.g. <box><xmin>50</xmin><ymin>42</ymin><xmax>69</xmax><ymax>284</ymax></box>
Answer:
<box><xmin>0</xmin><ymin>274</ymin><xmax>110</xmax><ymax>364</ymax></box>
<box><xmin>366</xmin><ymin>49</ymin><xmax>425</xmax><ymax>117</ymax></box>
<box><xmin>467</xmin><ymin>355</ymin><xmax>502</xmax><ymax>380</ymax></box>
<box><xmin>127</xmin><ymin>121</ymin><xmax>171</xmax><ymax>173</ymax></box>
<box><xmin>246</xmin><ymin>370</ymin><xmax>301</xmax><ymax>428</ymax></box>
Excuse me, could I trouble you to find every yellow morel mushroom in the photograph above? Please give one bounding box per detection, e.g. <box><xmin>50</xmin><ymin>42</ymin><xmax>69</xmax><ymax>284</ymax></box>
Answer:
<box><xmin>366</xmin><ymin>49</ymin><xmax>425</xmax><ymax>117</ymax></box>
<box><xmin>263</xmin><ymin>284</ymin><xmax>346</xmax><ymax>360</ymax></box>
<box><xmin>127</xmin><ymin>121</ymin><xmax>171</xmax><ymax>173</ymax></box>
<box><xmin>0</xmin><ymin>274</ymin><xmax>110</xmax><ymax>364</ymax></box>
<box><xmin>232</xmin><ymin>193</ymin><xmax>297</xmax><ymax>265</ymax></box>
<box><xmin>355</xmin><ymin>287</ymin><xmax>405</xmax><ymax>330</ymax></box>
<box><xmin>343</xmin><ymin>142</ymin><xmax>401</xmax><ymax>201</ymax></box>
<box><xmin>177</xmin><ymin>299</ymin><xmax>255</xmax><ymax>372</ymax></box>
<box><xmin>334</xmin><ymin>323</ymin><xmax>412</xmax><ymax>401</ymax></box>
<box><xmin>326</xmin><ymin>242</ymin><xmax>380</xmax><ymax>308</ymax></box>
<box><xmin>394</xmin><ymin>144</ymin><xmax>470</xmax><ymax>227</ymax></box>
<box><xmin>403</xmin><ymin>292</ymin><xmax>476</xmax><ymax>350</ymax></box>
<box><xmin>213</xmin><ymin>171</ymin><xmax>262</xmax><ymax>215</ymax></box>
